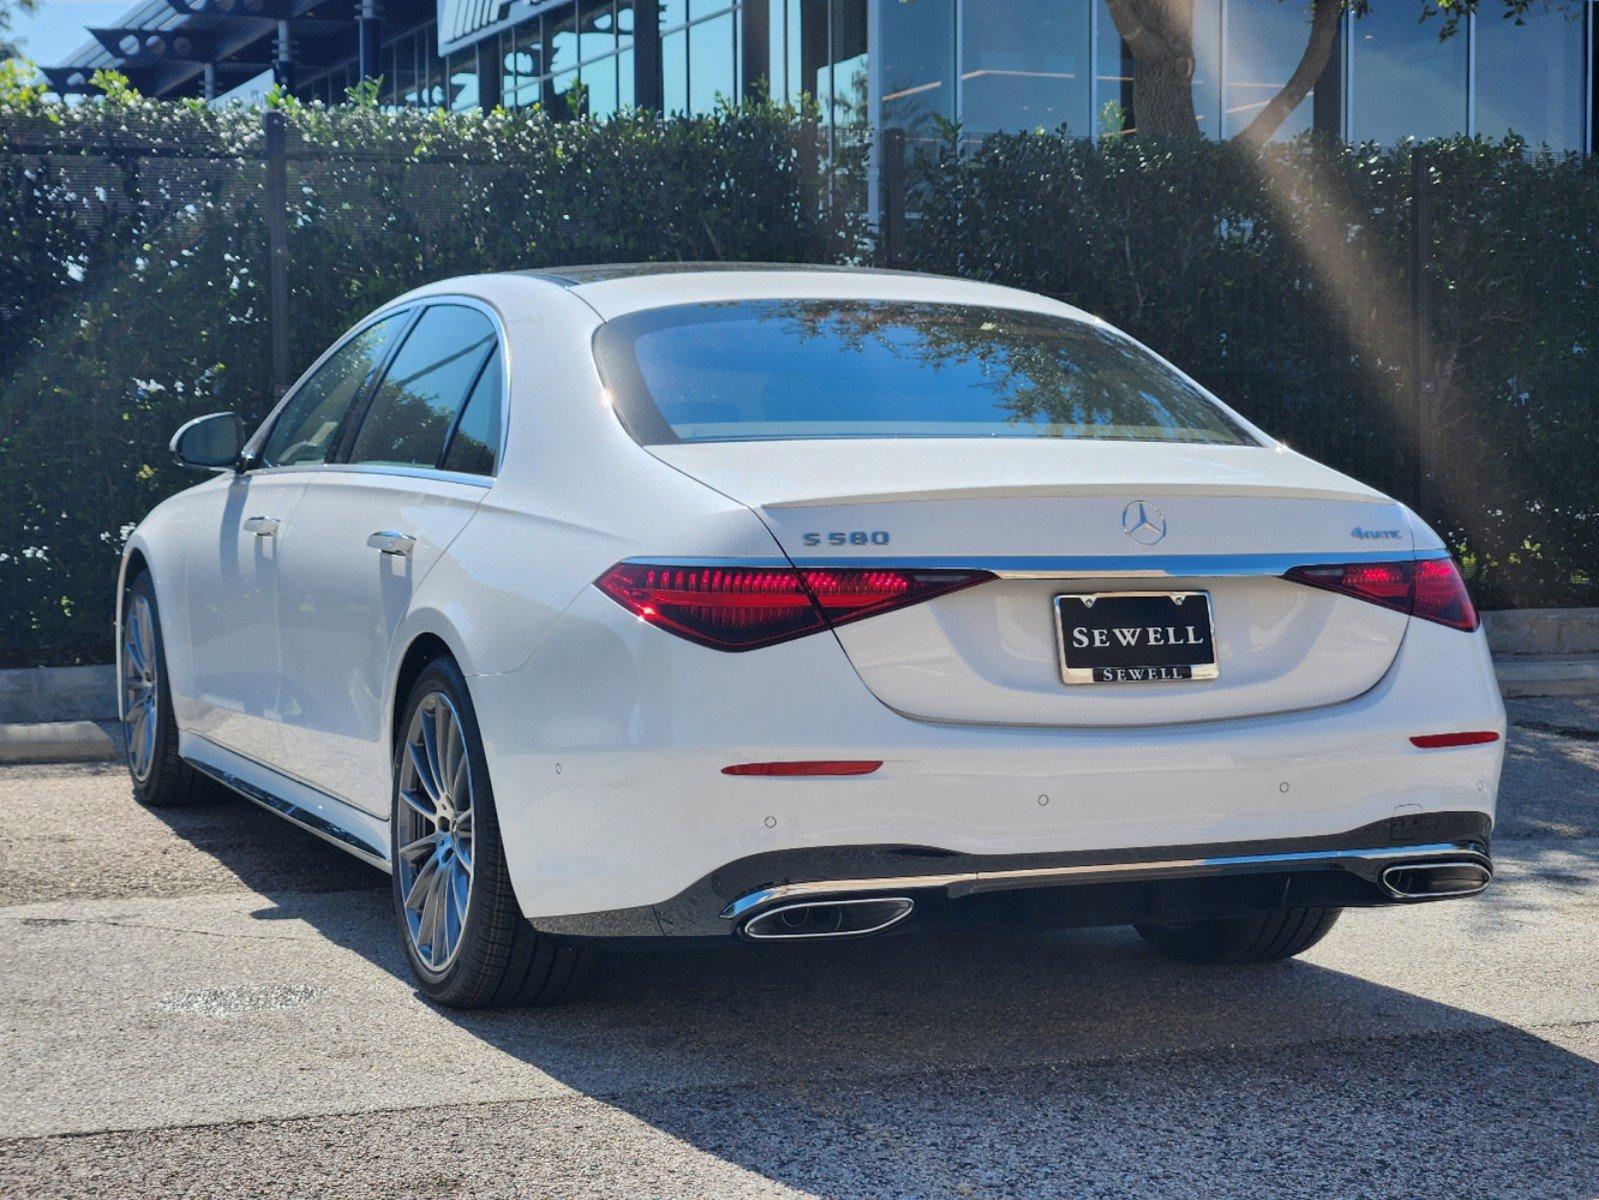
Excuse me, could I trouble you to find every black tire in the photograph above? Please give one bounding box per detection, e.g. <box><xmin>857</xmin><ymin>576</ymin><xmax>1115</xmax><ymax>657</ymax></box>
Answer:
<box><xmin>390</xmin><ymin>656</ymin><xmax>594</xmax><ymax>1008</ymax></box>
<box><xmin>1135</xmin><ymin>906</ymin><xmax>1342</xmax><ymax>965</ymax></box>
<box><xmin>121</xmin><ymin>571</ymin><xmax>215</xmax><ymax>808</ymax></box>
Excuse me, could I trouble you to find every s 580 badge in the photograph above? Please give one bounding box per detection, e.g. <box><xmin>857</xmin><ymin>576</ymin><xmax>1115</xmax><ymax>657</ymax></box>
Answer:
<box><xmin>802</xmin><ymin>531</ymin><xmax>892</xmax><ymax>547</ymax></box>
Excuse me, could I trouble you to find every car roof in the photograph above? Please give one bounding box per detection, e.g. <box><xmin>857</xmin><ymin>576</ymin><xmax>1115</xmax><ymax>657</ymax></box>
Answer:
<box><xmin>512</xmin><ymin>261</ymin><xmax>924</xmax><ymax>286</ymax></box>
<box><xmin>498</xmin><ymin>262</ymin><xmax>1097</xmax><ymax>325</ymax></box>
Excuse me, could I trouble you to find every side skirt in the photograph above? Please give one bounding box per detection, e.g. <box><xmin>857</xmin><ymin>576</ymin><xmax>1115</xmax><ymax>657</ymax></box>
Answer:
<box><xmin>182</xmin><ymin>733</ymin><xmax>391</xmax><ymax>871</ymax></box>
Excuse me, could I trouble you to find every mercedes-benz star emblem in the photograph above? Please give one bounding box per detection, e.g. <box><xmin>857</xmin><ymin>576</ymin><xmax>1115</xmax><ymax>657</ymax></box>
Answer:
<box><xmin>1121</xmin><ymin>500</ymin><xmax>1167</xmax><ymax>545</ymax></box>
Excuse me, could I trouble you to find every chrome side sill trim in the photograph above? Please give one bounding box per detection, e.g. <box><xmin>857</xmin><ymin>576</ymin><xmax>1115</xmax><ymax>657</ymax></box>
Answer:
<box><xmin>188</xmin><ymin>758</ymin><xmax>390</xmax><ymax>871</ymax></box>
<box><xmin>720</xmin><ymin>841</ymin><xmax>1489</xmax><ymax>921</ymax></box>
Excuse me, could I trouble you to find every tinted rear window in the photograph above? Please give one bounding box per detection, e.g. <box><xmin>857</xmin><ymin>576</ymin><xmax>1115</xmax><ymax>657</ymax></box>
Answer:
<box><xmin>594</xmin><ymin>300</ymin><xmax>1254</xmax><ymax>447</ymax></box>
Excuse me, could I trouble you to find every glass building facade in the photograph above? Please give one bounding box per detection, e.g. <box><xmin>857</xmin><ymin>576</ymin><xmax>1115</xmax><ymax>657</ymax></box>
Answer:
<box><xmin>289</xmin><ymin>0</ymin><xmax>1596</xmax><ymax>153</ymax></box>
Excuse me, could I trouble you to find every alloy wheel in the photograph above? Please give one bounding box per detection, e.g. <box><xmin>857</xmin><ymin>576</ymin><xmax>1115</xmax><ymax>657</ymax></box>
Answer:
<box><xmin>121</xmin><ymin>592</ymin><xmax>159</xmax><ymax>782</ymax></box>
<box><xmin>396</xmin><ymin>691</ymin><xmax>477</xmax><ymax>974</ymax></box>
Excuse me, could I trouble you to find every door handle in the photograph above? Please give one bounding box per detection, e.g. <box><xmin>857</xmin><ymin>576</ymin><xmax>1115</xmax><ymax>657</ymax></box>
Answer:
<box><xmin>367</xmin><ymin>531</ymin><xmax>416</xmax><ymax>557</ymax></box>
<box><xmin>243</xmin><ymin>516</ymin><xmax>279</xmax><ymax>537</ymax></box>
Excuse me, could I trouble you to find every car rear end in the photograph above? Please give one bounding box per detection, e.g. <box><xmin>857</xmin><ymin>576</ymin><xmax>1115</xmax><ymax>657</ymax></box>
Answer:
<box><xmin>475</xmin><ymin>270</ymin><xmax>1503</xmax><ymax>941</ymax></box>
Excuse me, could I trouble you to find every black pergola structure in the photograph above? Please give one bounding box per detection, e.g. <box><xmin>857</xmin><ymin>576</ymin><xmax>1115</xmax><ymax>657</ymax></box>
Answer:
<box><xmin>47</xmin><ymin>0</ymin><xmax>433</xmax><ymax>101</ymax></box>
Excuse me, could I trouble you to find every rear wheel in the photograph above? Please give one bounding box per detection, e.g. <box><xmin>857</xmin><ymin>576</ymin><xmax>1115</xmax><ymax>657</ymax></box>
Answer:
<box><xmin>390</xmin><ymin>656</ymin><xmax>593</xmax><ymax>1008</ymax></box>
<box><xmin>1135</xmin><ymin>906</ymin><xmax>1341</xmax><ymax>965</ymax></box>
<box><xmin>121</xmin><ymin>571</ymin><xmax>214</xmax><ymax>808</ymax></box>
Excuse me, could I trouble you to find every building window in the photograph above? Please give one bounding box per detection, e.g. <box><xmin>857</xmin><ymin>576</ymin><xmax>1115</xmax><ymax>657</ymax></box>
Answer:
<box><xmin>880</xmin><ymin>0</ymin><xmax>953</xmax><ymax>135</ymax></box>
<box><xmin>829</xmin><ymin>0</ymin><xmax>868</xmax><ymax>127</ymax></box>
<box><xmin>1222</xmin><ymin>0</ymin><xmax>1312</xmax><ymax>139</ymax></box>
<box><xmin>767</xmin><ymin>0</ymin><xmax>802</xmax><ymax>103</ymax></box>
<box><xmin>660</xmin><ymin>1</ymin><xmax>744</xmax><ymax>115</ymax></box>
<box><xmin>447</xmin><ymin>49</ymin><xmax>480</xmax><ymax>110</ymax></box>
<box><xmin>1094</xmin><ymin>0</ymin><xmax>1133</xmax><ymax>133</ymax></box>
<box><xmin>1191</xmin><ymin>0</ymin><xmax>1221</xmax><ymax>136</ymax></box>
<box><xmin>1348</xmin><ymin>4</ymin><xmax>1468</xmax><ymax>143</ymax></box>
<box><xmin>961</xmin><ymin>0</ymin><xmax>1091</xmax><ymax>138</ymax></box>
<box><xmin>1475</xmin><ymin>3</ymin><xmax>1586</xmax><ymax>150</ymax></box>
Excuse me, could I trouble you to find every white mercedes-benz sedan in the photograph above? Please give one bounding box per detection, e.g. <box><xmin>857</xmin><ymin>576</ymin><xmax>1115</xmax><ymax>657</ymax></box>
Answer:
<box><xmin>119</xmin><ymin>264</ymin><xmax>1504</xmax><ymax>1007</ymax></box>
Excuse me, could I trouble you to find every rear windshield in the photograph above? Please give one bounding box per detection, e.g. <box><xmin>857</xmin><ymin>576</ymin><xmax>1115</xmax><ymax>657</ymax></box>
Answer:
<box><xmin>593</xmin><ymin>300</ymin><xmax>1255</xmax><ymax>447</ymax></box>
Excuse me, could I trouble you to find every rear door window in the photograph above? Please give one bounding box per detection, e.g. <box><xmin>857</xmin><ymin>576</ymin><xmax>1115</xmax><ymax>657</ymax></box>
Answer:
<box><xmin>440</xmin><ymin>347</ymin><xmax>502</xmax><ymax>476</ymax></box>
<box><xmin>349</xmin><ymin>305</ymin><xmax>498</xmax><ymax>469</ymax></box>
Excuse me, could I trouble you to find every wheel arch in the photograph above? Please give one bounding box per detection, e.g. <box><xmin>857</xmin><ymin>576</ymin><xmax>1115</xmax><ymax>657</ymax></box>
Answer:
<box><xmin>115</xmin><ymin>541</ymin><xmax>156</xmax><ymax>723</ymax></box>
<box><xmin>389</xmin><ymin>625</ymin><xmax>471</xmax><ymax>753</ymax></box>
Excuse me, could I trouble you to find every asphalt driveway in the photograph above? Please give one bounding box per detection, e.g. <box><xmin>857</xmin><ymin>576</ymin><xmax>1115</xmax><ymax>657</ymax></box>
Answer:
<box><xmin>2</xmin><ymin>700</ymin><xmax>1597</xmax><ymax>1198</ymax></box>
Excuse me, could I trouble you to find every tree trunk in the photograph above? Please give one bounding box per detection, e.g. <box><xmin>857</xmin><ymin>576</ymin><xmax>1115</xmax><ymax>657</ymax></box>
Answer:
<box><xmin>1103</xmin><ymin>0</ymin><xmax>1200</xmax><ymax>138</ymax></box>
<box><xmin>1132</xmin><ymin>50</ymin><xmax>1201</xmax><ymax>139</ymax></box>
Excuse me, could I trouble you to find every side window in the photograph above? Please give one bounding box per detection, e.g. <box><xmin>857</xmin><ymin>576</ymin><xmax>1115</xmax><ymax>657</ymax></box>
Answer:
<box><xmin>441</xmin><ymin>347</ymin><xmax>502</xmax><ymax>476</ymax></box>
<box><xmin>260</xmin><ymin>314</ymin><xmax>404</xmax><ymax>467</ymax></box>
<box><xmin>349</xmin><ymin>305</ymin><xmax>496</xmax><ymax>468</ymax></box>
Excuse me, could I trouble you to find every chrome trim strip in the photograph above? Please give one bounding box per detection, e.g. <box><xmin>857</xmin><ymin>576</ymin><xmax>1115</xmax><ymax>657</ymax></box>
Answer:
<box><xmin>188</xmin><ymin>759</ymin><xmax>390</xmax><ymax>871</ymax></box>
<box><xmin>720</xmin><ymin>841</ymin><xmax>1489</xmax><ymax>920</ymax></box>
<box><xmin>627</xmin><ymin>550</ymin><xmax>1435</xmax><ymax>580</ymax></box>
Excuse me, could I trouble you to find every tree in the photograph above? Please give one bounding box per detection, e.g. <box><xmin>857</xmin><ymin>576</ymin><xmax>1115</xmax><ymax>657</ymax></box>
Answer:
<box><xmin>0</xmin><ymin>0</ymin><xmax>40</xmax><ymax>61</ymax></box>
<box><xmin>1102</xmin><ymin>0</ymin><xmax>1570</xmax><ymax>144</ymax></box>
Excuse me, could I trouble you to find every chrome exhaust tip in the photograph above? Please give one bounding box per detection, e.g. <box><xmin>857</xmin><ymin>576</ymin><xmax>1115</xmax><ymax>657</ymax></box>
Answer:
<box><xmin>1380</xmin><ymin>859</ymin><xmax>1492</xmax><ymax>900</ymax></box>
<box><xmin>741</xmin><ymin>897</ymin><xmax>915</xmax><ymax>940</ymax></box>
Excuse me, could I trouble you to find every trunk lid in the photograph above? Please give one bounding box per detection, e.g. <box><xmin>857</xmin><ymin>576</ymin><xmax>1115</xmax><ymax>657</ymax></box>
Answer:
<box><xmin>650</xmin><ymin>439</ymin><xmax>1414</xmax><ymax>727</ymax></box>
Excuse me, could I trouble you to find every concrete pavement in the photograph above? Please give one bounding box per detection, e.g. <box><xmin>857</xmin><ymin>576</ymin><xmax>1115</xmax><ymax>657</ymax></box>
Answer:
<box><xmin>1</xmin><ymin>702</ymin><xmax>1597</xmax><ymax>1198</ymax></box>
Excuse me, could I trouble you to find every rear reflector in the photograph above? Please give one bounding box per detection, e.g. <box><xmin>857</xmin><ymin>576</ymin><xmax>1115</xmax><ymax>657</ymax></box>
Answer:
<box><xmin>595</xmin><ymin>562</ymin><xmax>993</xmax><ymax>651</ymax></box>
<box><xmin>1283</xmin><ymin>556</ymin><xmax>1479</xmax><ymax>632</ymax></box>
<box><xmin>722</xmin><ymin>760</ymin><xmax>883</xmax><ymax>776</ymax></box>
<box><xmin>1410</xmin><ymin>731</ymin><xmax>1500</xmax><ymax>749</ymax></box>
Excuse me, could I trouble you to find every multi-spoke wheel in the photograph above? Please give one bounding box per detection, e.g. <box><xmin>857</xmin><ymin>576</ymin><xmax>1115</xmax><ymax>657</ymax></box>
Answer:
<box><xmin>389</xmin><ymin>656</ymin><xmax>593</xmax><ymax>1008</ymax></box>
<box><xmin>120</xmin><ymin>571</ymin><xmax>213</xmax><ymax>807</ymax></box>
<box><xmin>121</xmin><ymin>589</ymin><xmax>160</xmax><ymax>783</ymax></box>
<box><xmin>396</xmin><ymin>692</ymin><xmax>477</xmax><ymax>975</ymax></box>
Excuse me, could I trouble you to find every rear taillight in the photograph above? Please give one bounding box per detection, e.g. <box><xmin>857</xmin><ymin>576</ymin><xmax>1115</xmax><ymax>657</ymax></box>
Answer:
<box><xmin>595</xmin><ymin>562</ymin><xmax>993</xmax><ymax>651</ymax></box>
<box><xmin>1411</xmin><ymin>557</ymin><xmax>1479</xmax><ymax>631</ymax></box>
<box><xmin>1283</xmin><ymin>556</ymin><xmax>1478</xmax><ymax>632</ymax></box>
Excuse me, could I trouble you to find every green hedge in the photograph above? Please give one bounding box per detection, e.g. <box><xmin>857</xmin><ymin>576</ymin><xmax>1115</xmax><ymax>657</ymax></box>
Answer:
<box><xmin>900</xmin><ymin>132</ymin><xmax>1599</xmax><ymax>612</ymax></box>
<box><xmin>0</xmin><ymin>97</ymin><xmax>850</xmax><ymax>666</ymax></box>
<box><xmin>0</xmin><ymin>93</ymin><xmax>1594</xmax><ymax>667</ymax></box>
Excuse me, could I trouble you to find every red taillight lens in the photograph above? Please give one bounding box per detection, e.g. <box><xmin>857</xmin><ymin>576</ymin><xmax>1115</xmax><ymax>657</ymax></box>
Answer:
<box><xmin>1410</xmin><ymin>731</ymin><xmax>1500</xmax><ymax>749</ymax></box>
<box><xmin>1411</xmin><ymin>557</ymin><xmax>1479</xmax><ymax>632</ymax></box>
<box><xmin>1283</xmin><ymin>557</ymin><xmax>1478</xmax><ymax>632</ymax></box>
<box><xmin>722</xmin><ymin>760</ymin><xmax>883</xmax><ymax>776</ymax></box>
<box><xmin>1283</xmin><ymin>561</ymin><xmax>1412</xmax><ymax>614</ymax></box>
<box><xmin>595</xmin><ymin>562</ymin><xmax>993</xmax><ymax>651</ymax></box>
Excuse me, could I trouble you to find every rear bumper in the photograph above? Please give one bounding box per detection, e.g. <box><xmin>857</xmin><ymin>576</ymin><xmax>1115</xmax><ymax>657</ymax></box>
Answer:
<box><xmin>471</xmin><ymin>587</ymin><xmax>1504</xmax><ymax>923</ymax></box>
<box><xmin>529</xmin><ymin>813</ymin><xmax>1492</xmax><ymax>938</ymax></box>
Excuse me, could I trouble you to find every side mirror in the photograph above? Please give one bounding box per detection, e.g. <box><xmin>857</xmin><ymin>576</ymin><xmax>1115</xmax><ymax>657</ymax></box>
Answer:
<box><xmin>170</xmin><ymin>412</ymin><xmax>242</xmax><ymax>471</ymax></box>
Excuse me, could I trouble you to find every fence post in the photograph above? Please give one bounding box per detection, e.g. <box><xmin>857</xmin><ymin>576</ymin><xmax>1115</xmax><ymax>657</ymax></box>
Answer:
<box><xmin>1409</xmin><ymin>146</ymin><xmax>1434</xmax><ymax>516</ymax></box>
<box><xmin>880</xmin><ymin>127</ymin><xmax>907</xmax><ymax>268</ymax></box>
<box><xmin>263</xmin><ymin>109</ymin><xmax>291</xmax><ymax>402</ymax></box>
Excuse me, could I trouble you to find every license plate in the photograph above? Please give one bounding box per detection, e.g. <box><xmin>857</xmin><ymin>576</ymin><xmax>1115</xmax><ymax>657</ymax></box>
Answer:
<box><xmin>1054</xmin><ymin>591</ymin><xmax>1219</xmax><ymax>685</ymax></box>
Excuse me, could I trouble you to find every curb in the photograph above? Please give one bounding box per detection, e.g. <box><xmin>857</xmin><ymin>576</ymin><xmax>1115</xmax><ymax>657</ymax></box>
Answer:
<box><xmin>1495</xmin><ymin>656</ymin><xmax>1599</xmax><ymax>699</ymax></box>
<box><xmin>0</xmin><ymin>720</ymin><xmax>122</xmax><ymax>766</ymax></box>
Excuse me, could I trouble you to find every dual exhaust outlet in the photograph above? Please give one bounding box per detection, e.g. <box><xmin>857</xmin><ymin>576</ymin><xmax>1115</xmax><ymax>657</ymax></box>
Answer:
<box><xmin>1379</xmin><ymin>858</ymin><xmax>1492</xmax><ymax>900</ymax></box>
<box><xmin>734</xmin><ymin>854</ymin><xmax>1492</xmax><ymax>940</ymax></box>
<box><xmin>741</xmin><ymin>896</ymin><xmax>915</xmax><ymax>941</ymax></box>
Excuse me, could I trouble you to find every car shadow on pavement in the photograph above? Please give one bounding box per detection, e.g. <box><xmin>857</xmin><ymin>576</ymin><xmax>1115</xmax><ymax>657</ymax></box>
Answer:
<box><xmin>133</xmin><ymin>786</ymin><xmax>1599</xmax><ymax>1198</ymax></box>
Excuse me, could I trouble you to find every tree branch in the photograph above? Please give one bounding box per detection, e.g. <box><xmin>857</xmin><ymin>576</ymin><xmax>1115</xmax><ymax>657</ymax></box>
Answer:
<box><xmin>1232</xmin><ymin>0</ymin><xmax>1344</xmax><ymax>147</ymax></box>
